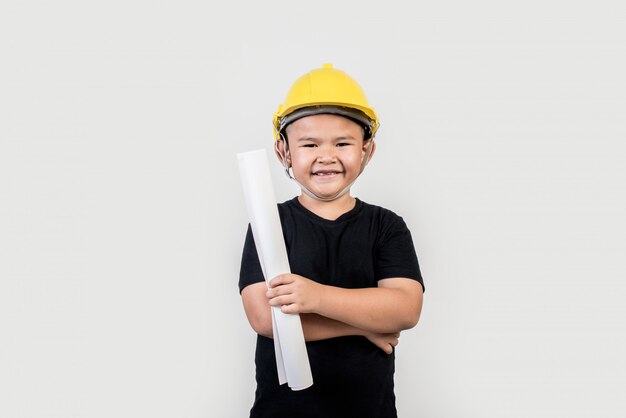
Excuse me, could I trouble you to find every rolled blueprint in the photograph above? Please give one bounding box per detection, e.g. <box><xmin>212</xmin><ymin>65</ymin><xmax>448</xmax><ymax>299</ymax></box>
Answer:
<box><xmin>237</xmin><ymin>149</ymin><xmax>313</xmax><ymax>391</ymax></box>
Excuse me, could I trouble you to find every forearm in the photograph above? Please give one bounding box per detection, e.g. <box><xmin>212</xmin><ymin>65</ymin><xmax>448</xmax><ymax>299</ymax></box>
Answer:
<box><xmin>268</xmin><ymin>275</ymin><xmax>423</xmax><ymax>333</ymax></box>
<box><xmin>250</xmin><ymin>310</ymin><xmax>366</xmax><ymax>341</ymax></box>
<box><xmin>300</xmin><ymin>313</ymin><xmax>365</xmax><ymax>341</ymax></box>
<box><xmin>267</xmin><ymin>312</ymin><xmax>399</xmax><ymax>354</ymax></box>
<box><xmin>264</xmin><ymin>274</ymin><xmax>424</xmax><ymax>340</ymax></box>
<box><xmin>243</xmin><ymin>281</ymin><xmax>401</xmax><ymax>353</ymax></box>
<box><xmin>315</xmin><ymin>281</ymin><xmax>422</xmax><ymax>334</ymax></box>
<box><xmin>243</xmin><ymin>283</ymin><xmax>366</xmax><ymax>340</ymax></box>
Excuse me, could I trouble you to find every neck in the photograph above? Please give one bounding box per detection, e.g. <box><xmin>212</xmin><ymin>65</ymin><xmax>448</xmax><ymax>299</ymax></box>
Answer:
<box><xmin>298</xmin><ymin>193</ymin><xmax>356</xmax><ymax>221</ymax></box>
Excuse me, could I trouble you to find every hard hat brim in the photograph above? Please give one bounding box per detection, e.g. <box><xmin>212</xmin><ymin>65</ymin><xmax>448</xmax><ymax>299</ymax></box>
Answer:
<box><xmin>278</xmin><ymin>105</ymin><xmax>375</xmax><ymax>140</ymax></box>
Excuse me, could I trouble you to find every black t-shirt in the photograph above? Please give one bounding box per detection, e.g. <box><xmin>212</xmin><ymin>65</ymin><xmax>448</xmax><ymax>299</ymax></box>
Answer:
<box><xmin>239</xmin><ymin>197</ymin><xmax>424</xmax><ymax>418</ymax></box>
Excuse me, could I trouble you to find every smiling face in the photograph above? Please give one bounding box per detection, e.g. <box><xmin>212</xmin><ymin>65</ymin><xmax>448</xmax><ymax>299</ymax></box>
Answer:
<box><xmin>280</xmin><ymin>113</ymin><xmax>374</xmax><ymax>203</ymax></box>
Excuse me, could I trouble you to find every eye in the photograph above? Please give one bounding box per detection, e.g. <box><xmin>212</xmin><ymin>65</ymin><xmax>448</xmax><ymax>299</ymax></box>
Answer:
<box><xmin>301</xmin><ymin>143</ymin><xmax>317</xmax><ymax>148</ymax></box>
<box><xmin>336</xmin><ymin>142</ymin><xmax>352</xmax><ymax>147</ymax></box>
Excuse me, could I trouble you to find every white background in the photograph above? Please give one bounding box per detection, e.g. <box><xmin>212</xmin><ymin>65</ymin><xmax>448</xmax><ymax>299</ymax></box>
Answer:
<box><xmin>1</xmin><ymin>0</ymin><xmax>625</xmax><ymax>417</ymax></box>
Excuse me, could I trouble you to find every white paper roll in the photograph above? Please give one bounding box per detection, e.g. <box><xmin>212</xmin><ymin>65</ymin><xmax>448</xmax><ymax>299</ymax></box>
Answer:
<box><xmin>237</xmin><ymin>149</ymin><xmax>313</xmax><ymax>391</ymax></box>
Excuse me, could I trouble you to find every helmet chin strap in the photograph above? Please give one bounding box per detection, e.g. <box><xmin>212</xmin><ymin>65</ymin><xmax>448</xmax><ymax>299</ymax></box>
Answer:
<box><xmin>275</xmin><ymin>135</ymin><xmax>375</xmax><ymax>202</ymax></box>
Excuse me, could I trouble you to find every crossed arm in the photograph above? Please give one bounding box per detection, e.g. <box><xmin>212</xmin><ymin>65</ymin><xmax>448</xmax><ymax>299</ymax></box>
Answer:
<box><xmin>241</xmin><ymin>274</ymin><xmax>423</xmax><ymax>354</ymax></box>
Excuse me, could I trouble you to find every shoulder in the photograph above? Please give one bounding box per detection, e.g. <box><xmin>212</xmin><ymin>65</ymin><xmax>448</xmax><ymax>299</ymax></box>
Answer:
<box><xmin>275</xmin><ymin>198</ymin><xmax>307</xmax><ymax>235</ymax></box>
<box><xmin>357</xmin><ymin>200</ymin><xmax>415</xmax><ymax>242</ymax></box>
<box><xmin>359</xmin><ymin>200</ymin><xmax>408</xmax><ymax>226</ymax></box>
<box><xmin>277</xmin><ymin>197</ymin><xmax>300</xmax><ymax>220</ymax></box>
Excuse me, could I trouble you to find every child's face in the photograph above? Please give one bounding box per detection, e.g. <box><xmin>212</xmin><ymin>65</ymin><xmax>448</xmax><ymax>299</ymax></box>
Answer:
<box><xmin>282</xmin><ymin>114</ymin><xmax>373</xmax><ymax>201</ymax></box>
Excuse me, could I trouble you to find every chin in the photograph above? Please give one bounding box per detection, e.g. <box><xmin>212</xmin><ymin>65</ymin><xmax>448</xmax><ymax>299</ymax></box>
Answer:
<box><xmin>317</xmin><ymin>188</ymin><xmax>348</xmax><ymax>199</ymax></box>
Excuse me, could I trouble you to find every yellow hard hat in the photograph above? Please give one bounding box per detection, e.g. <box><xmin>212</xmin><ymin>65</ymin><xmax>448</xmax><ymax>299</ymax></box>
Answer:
<box><xmin>273</xmin><ymin>63</ymin><xmax>380</xmax><ymax>141</ymax></box>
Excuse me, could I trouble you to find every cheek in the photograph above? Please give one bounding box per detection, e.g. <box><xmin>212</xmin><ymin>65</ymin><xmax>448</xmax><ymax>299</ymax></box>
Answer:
<box><xmin>343</xmin><ymin>150</ymin><xmax>364</xmax><ymax>166</ymax></box>
<box><xmin>289</xmin><ymin>154</ymin><xmax>310</xmax><ymax>171</ymax></box>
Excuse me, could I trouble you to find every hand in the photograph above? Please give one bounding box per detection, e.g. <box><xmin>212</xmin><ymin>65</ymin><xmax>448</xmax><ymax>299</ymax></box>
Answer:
<box><xmin>365</xmin><ymin>331</ymin><xmax>400</xmax><ymax>354</ymax></box>
<box><xmin>266</xmin><ymin>274</ymin><xmax>324</xmax><ymax>314</ymax></box>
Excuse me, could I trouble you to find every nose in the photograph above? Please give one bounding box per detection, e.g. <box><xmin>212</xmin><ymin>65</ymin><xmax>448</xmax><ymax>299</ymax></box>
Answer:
<box><xmin>316</xmin><ymin>144</ymin><xmax>337</xmax><ymax>163</ymax></box>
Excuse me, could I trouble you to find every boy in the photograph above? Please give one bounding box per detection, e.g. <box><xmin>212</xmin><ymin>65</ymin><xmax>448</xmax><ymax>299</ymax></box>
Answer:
<box><xmin>239</xmin><ymin>64</ymin><xmax>424</xmax><ymax>417</ymax></box>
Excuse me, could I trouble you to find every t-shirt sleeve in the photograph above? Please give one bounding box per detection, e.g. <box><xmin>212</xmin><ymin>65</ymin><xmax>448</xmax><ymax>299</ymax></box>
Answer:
<box><xmin>238</xmin><ymin>224</ymin><xmax>266</xmax><ymax>293</ymax></box>
<box><xmin>374</xmin><ymin>214</ymin><xmax>425</xmax><ymax>292</ymax></box>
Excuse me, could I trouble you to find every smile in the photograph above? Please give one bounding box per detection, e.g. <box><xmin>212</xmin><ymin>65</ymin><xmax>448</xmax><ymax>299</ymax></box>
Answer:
<box><xmin>313</xmin><ymin>170</ymin><xmax>343</xmax><ymax>176</ymax></box>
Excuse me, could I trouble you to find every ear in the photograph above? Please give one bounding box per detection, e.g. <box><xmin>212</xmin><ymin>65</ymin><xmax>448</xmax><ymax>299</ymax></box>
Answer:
<box><xmin>363</xmin><ymin>140</ymin><xmax>376</xmax><ymax>163</ymax></box>
<box><xmin>274</xmin><ymin>140</ymin><xmax>291</xmax><ymax>167</ymax></box>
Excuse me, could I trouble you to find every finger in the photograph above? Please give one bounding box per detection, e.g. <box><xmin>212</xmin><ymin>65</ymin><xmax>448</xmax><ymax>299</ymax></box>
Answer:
<box><xmin>266</xmin><ymin>286</ymin><xmax>288</xmax><ymax>297</ymax></box>
<box><xmin>268</xmin><ymin>295</ymin><xmax>294</xmax><ymax>307</ymax></box>
<box><xmin>268</xmin><ymin>276</ymin><xmax>282</xmax><ymax>288</ymax></box>
<box><xmin>269</xmin><ymin>274</ymin><xmax>293</xmax><ymax>288</ymax></box>
<box><xmin>281</xmin><ymin>304</ymin><xmax>300</xmax><ymax>314</ymax></box>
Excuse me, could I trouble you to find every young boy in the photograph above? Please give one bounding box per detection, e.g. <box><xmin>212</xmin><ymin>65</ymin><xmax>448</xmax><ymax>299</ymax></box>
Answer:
<box><xmin>239</xmin><ymin>64</ymin><xmax>424</xmax><ymax>418</ymax></box>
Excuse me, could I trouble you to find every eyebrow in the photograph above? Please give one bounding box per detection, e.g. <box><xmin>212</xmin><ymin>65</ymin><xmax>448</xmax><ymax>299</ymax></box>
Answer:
<box><xmin>297</xmin><ymin>136</ymin><xmax>318</xmax><ymax>142</ymax></box>
<box><xmin>296</xmin><ymin>135</ymin><xmax>357</xmax><ymax>142</ymax></box>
